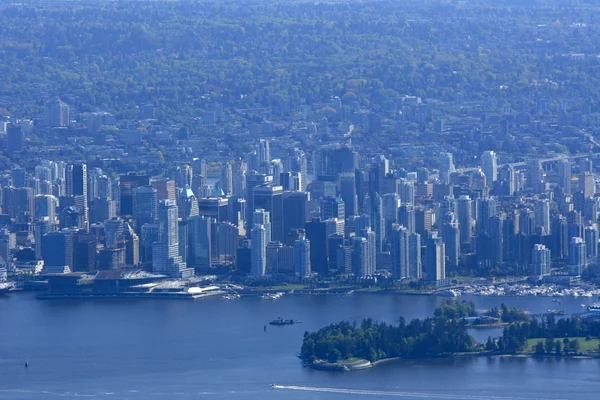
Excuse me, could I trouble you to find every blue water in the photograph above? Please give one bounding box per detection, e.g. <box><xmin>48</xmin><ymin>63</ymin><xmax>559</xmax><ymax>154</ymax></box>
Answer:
<box><xmin>1</xmin><ymin>293</ymin><xmax>599</xmax><ymax>399</ymax></box>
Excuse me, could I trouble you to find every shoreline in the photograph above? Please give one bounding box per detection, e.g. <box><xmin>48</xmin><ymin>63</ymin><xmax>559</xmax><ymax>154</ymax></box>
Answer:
<box><xmin>308</xmin><ymin>352</ymin><xmax>598</xmax><ymax>372</ymax></box>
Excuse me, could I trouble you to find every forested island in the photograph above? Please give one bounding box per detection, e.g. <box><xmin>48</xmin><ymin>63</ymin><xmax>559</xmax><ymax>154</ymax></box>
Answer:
<box><xmin>300</xmin><ymin>301</ymin><xmax>600</xmax><ymax>370</ymax></box>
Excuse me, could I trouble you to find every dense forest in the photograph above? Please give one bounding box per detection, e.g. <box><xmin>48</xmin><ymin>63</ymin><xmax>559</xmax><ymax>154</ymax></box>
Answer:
<box><xmin>2</xmin><ymin>0</ymin><xmax>600</xmax><ymax>119</ymax></box>
<box><xmin>301</xmin><ymin>301</ymin><xmax>600</xmax><ymax>364</ymax></box>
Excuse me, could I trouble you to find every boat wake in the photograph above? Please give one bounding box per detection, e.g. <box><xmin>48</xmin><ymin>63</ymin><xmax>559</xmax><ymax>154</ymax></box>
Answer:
<box><xmin>270</xmin><ymin>385</ymin><xmax>567</xmax><ymax>400</ymax></box>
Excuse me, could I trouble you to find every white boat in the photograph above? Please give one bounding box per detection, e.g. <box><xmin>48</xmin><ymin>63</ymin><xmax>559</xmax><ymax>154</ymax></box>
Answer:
<box><xmin>438</xmin><ymin>289</ymin><xmax>461</xmax><ymax>297</ymax></box>
<box><xmin>588</xmin><ymin>303</ymin><xmax>600</xmax><ymax>312</ymax></box>
<box><xmin>262</xmin><ymin>292</ymin><xmax>284</xmax><ymax>300</ymax></box>
<box><xmin>221</xmin><ymin>294</ymin><xmax>241</xmax><ymax>300</ymax></box>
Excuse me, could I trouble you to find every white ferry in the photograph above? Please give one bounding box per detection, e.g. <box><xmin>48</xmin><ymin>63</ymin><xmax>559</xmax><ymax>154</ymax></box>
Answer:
<box><xmin>587</xmin><ymin>303</ymin><xmax>600</xmax><ymax>312</ymax></box>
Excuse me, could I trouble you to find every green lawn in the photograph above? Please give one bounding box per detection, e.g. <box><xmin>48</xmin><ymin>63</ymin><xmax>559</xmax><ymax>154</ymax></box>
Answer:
<box><xmin>525</xmin><ymin>337</ymin><xmax>600</xmax><ymax>353</ymax></box>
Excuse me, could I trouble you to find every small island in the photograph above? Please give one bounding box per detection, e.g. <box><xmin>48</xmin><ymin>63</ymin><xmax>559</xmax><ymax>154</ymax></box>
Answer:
<box><xmin>300</xmin><ymin>300</ymin><xmax>600</xmax><ymax>371</ymax></box>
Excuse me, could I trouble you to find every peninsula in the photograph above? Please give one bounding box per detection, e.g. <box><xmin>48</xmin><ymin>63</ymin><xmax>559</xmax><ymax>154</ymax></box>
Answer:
<box><xmin>300</xmin><ymin>301</ymin><xmax>600</xmax><ymax>371</ymax></box>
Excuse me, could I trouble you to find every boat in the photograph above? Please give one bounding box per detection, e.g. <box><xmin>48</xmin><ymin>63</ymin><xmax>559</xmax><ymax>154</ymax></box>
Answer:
<box><xmin>221</xmin><ymin>294</ymin><xmax>241</xmax><ymax>300</ymax></box>
<box><xmin>270</xmin><ymin>384</ymin><xmax>276</xmax><ymax>389</ymax></box>
<box><xmin>269</xmin><ymin>317</ymin><xmax>301</xmax><ymax>326</ymax></box>
<box><xmin>262</xmin><ymin>292</ymin><xmax>284</xmax><ymax>300</ymax></box>
<box><xmin>438</xmin><ymin>289</ymin><xmax>461</xmax><ymax>297</ymax></box>
<box><xmin>587</xmin><ymin>303</ymin><xmax>600</xmax><ymax>312</ymax></box>
<box><xmin>0</xmin><ymin>282</ymin><xmax>14</xmax><ymax>295</ymax></box>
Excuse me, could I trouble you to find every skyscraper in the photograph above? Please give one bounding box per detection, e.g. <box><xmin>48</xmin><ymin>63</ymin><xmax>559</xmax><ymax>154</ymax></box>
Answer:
<box><xmin>153</xmin><ymin>200</ymin><xmax>193</xmax><ymax>278</ymax></box>
<box><xmin>441</xmin><ymin>213</ymin><xmax>460</xmax><ymax>269</ymax></box>
<box><xmin>294</xmin><ymin>235</ymin><xmax>311</xmax><ymax>278</ymax></box>
<box><xmin>438</xmin><ymin>153</ymin><xmax>456</xmax><ymax>185</ymax></box>
<box><xmin>399</xmin><ymin>204</ymin><xmax>416</xmax><ymax>234</ymax></box>
<box><xmin>351</xmin><ymin>236</ymin><xmax>370</xmax><ymax>277</ymax></box>
<box><xmin>45</xmin><ymin>97</ymin><xmax>70</xmax><ymax>127</ymax></box>
<box><xmin>584</xmin><ymin>225</ymin><xmax>598</xmax><ymax>261</ymax></box>
<box><xmin>245</xmin><ymin>171</ymin><xmax>273</xmax><ymax>227</ymax></box>
<box><xmin>67</xmin><ymin>163</ymin><xmax>89</xmax><ymax>230</ymax></box>
<box><xmin>251</xmin><ymin>224</ymin><xmax>267</xmax><ymax>277</ymax></box>
<box><xmin>253</xmin><ymin>185</ymin><xmax>284</xmax><ymax>242</ymax></box>
<box><xmin>568</xmin><ymin>237</ymin><xmax>587</xmax><ymax>276</ymax></box>
<box><xmin>220</xmin><ymin>162</ymin><xmax>233</xmax><ymax>195</ymax></box>
<box><xmin>534</xmin><ymin>199</ymin><xmax>551</xmax><ymax>235</ymax></box>
<box><xmin>481</xmin><ymin>151</ymin><xmax>497</xmax><ymax>188</ymax></box>
<box><xmin>253</xmin><ymin>209</ymin><xmax>272</xmax><ymax>243</ymax></box>
<box><xmin>133</xmin><ymin>186</ymin><xmax>158</xmax><ymax>232</ymax></box>
<box><xmin>339</xmin><ymin>173</ymin><xmax>358</xmax><ymax>218</ymax></box>
<box><xmin>557</xmin><ymin>159</ymin><xmax>572</xmax><ymax>194</ymax></box>
<box><xmin>42</xmin><ymin>231</ymin><xmax>73</xmax><ymax>274</ymax></box>
<box><xmin>257</xmin><ymin>139</ymin><xmax>271</xmax><ymax>165</ymax></box>
<box><xmin>34</xmin><ymin>194</ymin><xmax>56</xmax><ymax>222</ymax></box>
<box><xmin>151</xmin><ymin>178</ymin><xmax>176</xmax><ymax>201</ymax></box>
<box><xmin>188</xmin><ymin>215</ymin><xmax>212</xmax><ymax>272</ymax></box>
<box><xmin>321</xmin><ymin>197</ymin><xmax>345</xmax><ymax>221</ymax></box>
<box><xmin>390</xmin><ymin>225</ymin><xmax>421</xmax><ymax>280</ymax></box>
<box><xmin>531</xmin><ymin>244</ymin><xmax>551</xmax><ymax>277</ymax></box>
<box><xmin>457</xmin><ymin>195</ymin><xmax>473</xmax><ymax>245</ymax></box>
<box><xmin>426</xmin><ymin>234</ymin><xmax>445</xmax><ymax>282</ymax></box>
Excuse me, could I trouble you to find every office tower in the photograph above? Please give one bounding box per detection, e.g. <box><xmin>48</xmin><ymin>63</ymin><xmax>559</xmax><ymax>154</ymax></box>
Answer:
<box><xmin>415</xmin><ymin>208</ymin><xmax>434</xmax><ymax>237</ymax></box>
<box><xmin>398</xmin><ymin>204</ymin><xmax>416</xmax><ymax>234</ymax></box>
<box><xmin>268</xmin><ymin>160</ymin><xmax>284</xmax><ymax>187</ymax></box>
<box><xmin>457</xmin><ymin>195</ymin><xmax>473</xmax><ymax>244</ymax></box>
<box><xmin>569</xmin><ymin>237</ymin><xmax>587</xmax><ymax>276</ymax></box>
<box><xmin>584</xmin><ymin>197</ymin><xmax>598</xmax><ymax>223</ymax></box>
<box><xmin>477</xmin><ymin>197</ymin><xmax>497</xmax><ymax>234</ymax></box>
<box><xmin>531</xmin><ymin>244</ymin><xmax>551</xmax><ymax>277</ymax></box>
<box><xmin>253</xmin><ymin>209</ymin><xmax>272</xmax><ymax>243</ymax></box>
<box><xmin>97</xmin><ymin>248</ymin><xmax>124</xmax><ymax>271</ymax></box>
<box><xmin>338</xmin><ymin>174</ymin><xmax>357</xmax><ymax>219</ymax></box>
<box><xmin>253</xmin><ymin>185</ymin><xmax>284</xmax><ymax>242</ymax></box>
<box><xmin>438</xmin><ymin>195</ymin><xmax>458</xmax><ymax>222</ymax></box>
<box><xmin>187</xmin><ymin>215</ymin><xmax>212</xmax><ymax>272</ymax></box>
<box><xmin>327</xmin><ymin>234</ymin><xmax>344</xmax><ymax>271</ymax></box>
<box><xmin>11</xmin><ymin>167</ymin><xmax>26</xmax><ymax>188</ymax></box>
<box><xmin>7</xmin><ymin>125</ymin><xmax>24</xmax><ymax>152</ymax></box>
<box><xmin>246</xmin><ymin>171</ymin><xmax>273</xmax><ymax>227</ymax></box>
<box><xmin>119</xmin><ymin>173</ymin><xmax>150</xmax><ymax>216</ymax></box>
<box><xmin>66</xmin><ymin>163</ymin><xmax>88</xmax><ymax>230</ymax></box>
<box><xmin>527</xmin><ymin>159</ymin><xmax>543</xmax><ymax>189</ymax></box>
<box><xmin>382</xmin><ymin>193</ymin><xmax>401</xmax><ymax>240</ymax></box>
<box><xmin>534</xmin><ymin>199</ymin><xmax>551</xmax><ymax>235</ymax></box>
<box><xmin>550</xmin><ymin>215</ymin><xmax>569</xmax><ymax>260</ymax></box>
<box><xmin>34</xmin><ymin>218</ymin><xmax>53</xmax><ymax>260</ymax></box>
<box><xmin>34</xmin><ymin>194</ymin><xmax>56</xmax><ymax>222</ymax></box>
<box><xmin>426</xmin><ymin>234</ymin><xmax>445</xmax><ymax>282</ymax></box>
<box><xmin>519</xmin><ymin>209</ymin><xmax>535</xmax><ymax>235</ymax></box>
<box><xmin>580</xmin><ymin>172</ymin><xmax>595</xmax><ymax>199</ymax></box>
<box><xmin>313</xmin><ymin>144</ymin><xmax>358</xmax><ymax>178</ymax></box>
<box><xmin>151</xmin><ymin>178</ymin><xmax>176</xmax><ymax>201</ymax></box>
<box><xmin>399</xmin><ymin>179</ymin><xmax>415</xmax><ymax>205</ymax></box>
<box><xmin>123</xmin><ymin>223</ymin><xmax>139</xmax><ymax>266</ymax></box>
<box><xmin>558</xmin><ymin>159</ymin><xmax>572</xmax><ymax>194</ymax></box>
<box><xmin>321</xmin><ymin>197</ymin><xmax>345</xmax><ymax>221</ymax></box>
<box><xmin>438</xmin><ymin>153</ymin><xmax>456</xmax><ymax>185</ymax></box>
<box><xmin>198</xmin><ymin>197</ymin><xmax>229</xmax><ymax>222</ymax></box>
<box><xmin>153</xmin><ymin>200</ymin><xmax>193</xmax><ymax>278</ymax></box>
<box><xmin>441</xmin><ymin>213</ymin><xmax>460</xmax><ymax>269</ymax></box>
<box><xmin>417</xmin><ymin>167</ymin><xmax>430</xmax><ymax>184</ymax></box>
<box><xmin>104</xmin><ymin>217</ymin><xmax>124</xmax><ymax>249</ymax></box>
<box><xmin>498</xmin><ymin>164</ymin><xmax>517</xmax><ymax>195</ymax></box>
<box><xmin>215</xmin><ymin>222</ymin><xmax>238</xmax><ymax>268</ymax></box>
<box><xmin>489</xmin><ymin>214</ymin><xmax>504</xmax><ymax>266</ymax></box>
<box><xmin>294</xmin><ymin>235</ymin><xmax>311</xmax><ymax>277</ymax></box>
<box><xmin>220</xmin><ymin>162</ymin><xmax>233</xmax><ymax>195</ymax></box>
<box><xmin>232</xmin><ymin>158</ymin><xmax>247</xmax><ymax>197</ymax></box>
<box><xmin>257</xmin><ymin>139</ymin><xmax>271</xmax><ymax>165</ymax></box>
<box><xmin>178</xmin><ymin>220</ymin><xmax>188</xmax><ymax>264</ymax></box>
<box><xmin>251</xmin><ymin>224</ymin><xmax>267</xmax><ymax>277</ymax></box>
<box><xmin>45</xmin><ymin>97</ymin><xmax>70</xmax><ymax>127</ymax></box>
<box><xmin>481</xmin><ymin>151</ymin><xmax>497</xmax><ymax>188</ymax></box>
<box><xmin>585</xmin><ymin>225</ymin><xmax>598</xmax><ymax>261</ymax></box>
<box><xmin>324</xmin><ymin>218</ymin><xmax>344</xmax><ymax>238</ymax></box>
<box><xmin>369</xmin><ymin>193</ymin><xmax>385</xmax><ymax>252</ymax></box>
<box><xmin>42</xmin><ymin>231</ymin><xmax>73</xmax><ymax>273</ymax></box>
<box><xmin>178</xmin><ymin>185</ymin><xmax>199</xmax><ymax>220</ymax></box>
<box><xmin>282</xmin><ymin>191</ymin><xmax>307</xmax><ymax>239</ymax></box>
<box><xmin>351</xmin><ymin>236</ymin><xmax>370</xmax><ymax>277</ymax></box>
<box><xmin>133</xmin><ymin>186</ymin><xmax>158</xmax><ymax>232</ymax></box>
<box><xmin>285</xmin><ymin>148</ymin><xmax>308</xmax><ymax>192</ymax></box>
<box><xmin>73</xmin><ymin>232</ymin><xmax>97</xmax><ymax>272</ymax></box>
<box><xmin>305</xmin><ymin>218</ymin><xmax>328</xmax><ymax>275</ymax></box>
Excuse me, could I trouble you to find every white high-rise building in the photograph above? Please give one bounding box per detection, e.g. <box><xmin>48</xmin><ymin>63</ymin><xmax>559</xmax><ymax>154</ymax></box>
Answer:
<box><xmin>294</xmin><ymin>235</ymin><xmax>311</xmax><ymax>278</ymax></box>
<box><xmin>152</xmin><ymin>200</ymin><xmax>193</xmax><ymax>278</ymax></box>
<box><xmin>457</xmin><ymin>195</ymin><xmax>473</xmax><ymax>244</ymax></box>
<box><xmin>569</xmin><ymin>237</ymin><xmax>587</xmax><ymax>276</ymax></box>
<box><xmin>251</xmin><ymin>224</ymin><xmax>267</xmax><ymax>277</ymax></box>
<box><xmin>438</xmin><ymin>153</ymin><xmax>456</xmax><ymax>185</ymax></box>
<box><xmin>481</xmin><ymin>151</ymin><xmax>497</xmax><ymax>188</ymax></box>
<box><xmin>531</xmin><ymin>244</ymin><xmax>551</xmax><ymax>277</ymax></box>
<box><xmin>257</xmin><ymin>139</ymin><xmax>271</xmax><ymax>165</ymax></box>
<box><xmin>253</xmin><ymin>209</ymin><xmax>271</xmax><ymax>243</ymax></box>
